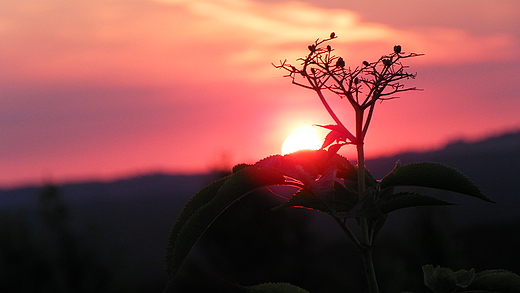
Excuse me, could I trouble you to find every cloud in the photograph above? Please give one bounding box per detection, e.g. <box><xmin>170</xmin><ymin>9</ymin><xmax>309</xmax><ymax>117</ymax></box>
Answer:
<box><xmin>153</xmin><ymin>0</ymin><xmax>518</xmax><ymax>71</ymax></box>
<box><xmin>2</xmin><ymin>0</ymin><xmax>517</xmax><ymax>86</ymax></box>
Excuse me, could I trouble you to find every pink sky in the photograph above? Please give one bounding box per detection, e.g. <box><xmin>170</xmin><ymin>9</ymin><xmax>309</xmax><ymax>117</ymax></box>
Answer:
<box><xmin>1</xmin><ymin>0</ymin><xmax>519</xmax><ymax>188</ymax></box>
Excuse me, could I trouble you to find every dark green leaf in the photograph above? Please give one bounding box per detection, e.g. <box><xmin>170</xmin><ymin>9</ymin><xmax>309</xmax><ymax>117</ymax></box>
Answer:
<box><xmin>273</xmin><ymin>189</ymin><xmax>320</xmax><ymax>211</ymax></box>
<box><xmin>423</xmin><ymin>264</ymin><xmax>457</xmax><ymax>293</ymax></box>
<box><xmin>254</xmin><ymin>150</ymin><xmax>355</xmax><ymax>183</ymax></box>
<box><xmin>423</xmin><ymin>265</ymin><xmax>520</xmax><ymax>293</ymax></box>
<box><xmin>343</xmin><ymin>167</ymin><xmax>377</xmax><ymax>191</ymax></box>
<box><xmin>333</xmin><ymin>181</ymin><xmax>358</xmax><ymax>212</ymax></box>
<box><xmin>321</xmin><ymin>129</ymin><xmax>343</xmax><ymax>149</ymax></box>
<box><xmin>327</xmin><ymin>143</ymin><xmax>347</xmax><ymax>154</ymax></box>
<box><xmin>467</xmin><ymin>269</ymin><xmax>520</xmax><ymax>293</ymax></box>
<box><xmin>378</xmin><ymin>192</ymin><xmax>454</xmax><ymax>214</ymax></box>
<box><xmin>306</xmin><ymin>166</ymin><xmax>336</xmax><ymax>211</ymax></box>
<box><xmin>339</xmin><ymin>187</ymin><xmax>383</xmax><ymax>218</ymax></box>
<box><xmin>165</xmin><ymin>176</ymin><xmax>228</xmax><ymax>289</ymax></box>
<box><xmin>380</xmin><ymin>162</ymin><xmax>494</xmax><ymax>203</ymax></box>
<box><xmin>255</xmin><ymin>153</ymin><xmax>318</xmax><ymax>182</ymax></box>
<box><xmin>273</xmin><ymin>176</ymin><xmax>357</xmax><ymax>213</ymax></box>
<box><xmin>453</xmin><ymin>269</ymin><xmax>476</xmax><ymax>288</ymax></box>
<box><xmin>248</xmin><ymin>282</ymin><xmax>311</xmax><ymax>293</ymax></box>
<box><xmin>256</xmin><ymin>150</ymin><xmax>358</xmax><ymax>213</ymax></box>
<box><xmin>165</xmin><ymin>166</ymin><xmax>285</xmax><ymax>288</ymax></box>
<box><xmin>368</xmin><ymin>215</ymin><xmax>387</xmax><ymax>243</ymax></box>
<box><xmin>422</xmin><ymin>265</ymin><xmax>475</xmax><ymax>293</ymax></box>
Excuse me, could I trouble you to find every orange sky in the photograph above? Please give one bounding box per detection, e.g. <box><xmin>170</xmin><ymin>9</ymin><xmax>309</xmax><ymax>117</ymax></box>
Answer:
<box><xmin>1</xmin><ymin>0</ymin><xmax>519</xmax><ymax>188</ymax></box>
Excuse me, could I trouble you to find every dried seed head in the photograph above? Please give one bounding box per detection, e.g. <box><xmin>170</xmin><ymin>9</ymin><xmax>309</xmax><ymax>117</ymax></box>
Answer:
<box><xmin>330</xmin><ymin>32</ymin><xmax>336</xmax><ymax>38</ymax></box>
<box><xmin>394</xmin><ymin>45</ymin><xmax>402</xmax><ymax>54</ymax></box>
<box><xmin>308</xmin><ymin>44</ymin><xmax>316</xmax><ymax>52</ymax></box>
<box><xmin>383</xmin><ymin>59</ymin><xmax>392</xmax><ymax>67</ymax></box>
<box><xmin>336</xmin><ymin>57</ymin><xmax>345</xmax><ymax>67</ymax></box>
<box><xmin>363</xmin><ymin>61</ymin><xmax>370</xmax><ymax>67</ymax></box>
<box><xmin>327</xmin><ymin>45</ymin><xmax>332</xmax><ymax>52</ymax></box>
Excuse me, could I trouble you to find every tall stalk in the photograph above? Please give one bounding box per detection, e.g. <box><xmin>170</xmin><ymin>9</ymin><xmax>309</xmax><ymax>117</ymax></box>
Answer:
<box><xmin>356</xmin><ymin>106</ymin><xmax>380</xmax><ymax>293</ymax></box>
<box><xmin>274</xmin><ymin>33</ymin><xmax>421</xmax><ymax>293</ymax></box>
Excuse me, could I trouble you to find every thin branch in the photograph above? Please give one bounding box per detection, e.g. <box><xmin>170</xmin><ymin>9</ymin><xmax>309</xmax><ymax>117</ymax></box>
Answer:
<box><xmin>312</xmin><ymin>86</ymin><xmax>357</xmax><ymax>143</ymax></box>
<box><xmin>331</xmin><ymin>215</ymin><xmax>364</xmax><ymax>251</ymax></box>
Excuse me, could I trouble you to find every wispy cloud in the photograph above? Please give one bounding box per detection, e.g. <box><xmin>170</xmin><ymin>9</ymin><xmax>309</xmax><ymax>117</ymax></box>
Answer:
<box><xmin>2</xmin><ymin>0</ymin><xmax>517</xmax><ymax>84</ymax></box>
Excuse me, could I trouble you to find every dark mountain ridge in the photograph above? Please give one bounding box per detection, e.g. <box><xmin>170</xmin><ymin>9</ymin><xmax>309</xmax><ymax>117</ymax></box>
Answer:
<box><xmin>366</xmin><ymin>130</ymin><xmax>520</xmax><ymax>226</ymax></box>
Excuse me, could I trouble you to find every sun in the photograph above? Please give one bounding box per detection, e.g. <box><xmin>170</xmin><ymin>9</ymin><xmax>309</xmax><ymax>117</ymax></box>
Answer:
<box><xmin>281</xmin><ymin>125</ymin><xmax>322</xmax><ymax>155</ymax></box>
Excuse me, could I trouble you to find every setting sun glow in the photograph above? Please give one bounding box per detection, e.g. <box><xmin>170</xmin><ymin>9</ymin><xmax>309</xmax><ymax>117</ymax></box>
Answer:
<box><xmin>281</xmin><ymin>126</ymin><xmax>322</xmax><ymax>155</ymax></box>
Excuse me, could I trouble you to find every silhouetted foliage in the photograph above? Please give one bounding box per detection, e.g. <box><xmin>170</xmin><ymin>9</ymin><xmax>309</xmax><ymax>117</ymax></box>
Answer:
<box><xmin>164</xmin><ymin>34</ymin><xmax>518</xmax><ymax>293</ymax></box>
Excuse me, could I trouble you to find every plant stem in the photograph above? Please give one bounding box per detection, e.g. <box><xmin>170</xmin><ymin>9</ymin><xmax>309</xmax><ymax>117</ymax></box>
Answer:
<box><xmin>313</xmin><ymin>87</ymin><xmax>356</xmax><ymax>143</ymax></box>
<box><xmin>355</xmin><ymin>108</ymin><xmax>366</xmax><ymax>194</ymax></box>
<box><xmin>331</xmin><ymin>216</ymin><xmax>363</xmax><ymax>251</ymax></box>
<box><xmin>361</xmin><ymin>246</ymin><xmax>379</xmax><ymax>293</ymax></box>
<box><xmin>356</xmin><ymin>108</ymin><xmax>380</xmax><ymax>293</ymax></box>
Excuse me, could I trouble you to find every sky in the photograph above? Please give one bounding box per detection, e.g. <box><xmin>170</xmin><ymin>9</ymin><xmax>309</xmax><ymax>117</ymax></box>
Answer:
<box><xmin>1</xmin><ymin>0</ymin><xmax>519</xmax><ymax>188</ymax></box>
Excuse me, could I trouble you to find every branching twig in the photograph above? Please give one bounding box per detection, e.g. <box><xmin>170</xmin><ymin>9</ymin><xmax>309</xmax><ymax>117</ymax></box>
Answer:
<box><xmin>274</xmin><ymin>34</ymin><xmax>422</xmax><ymax>293</ymax></box>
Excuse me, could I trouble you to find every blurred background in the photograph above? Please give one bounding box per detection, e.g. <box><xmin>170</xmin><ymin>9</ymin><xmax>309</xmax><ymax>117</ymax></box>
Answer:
<box><xmin>2</xmin><ymin>132</ymin><xmax>520</xmax><ymax>292</ymax></box>
<box><xmin>1</xmin><ymin>0</ymin><xmax>519</xmax><ymax>187</ymax></box>
<box><xmin>1</xmin><ymin>0</ymin><xmax>519</xmax><ymax>292</ymax></box>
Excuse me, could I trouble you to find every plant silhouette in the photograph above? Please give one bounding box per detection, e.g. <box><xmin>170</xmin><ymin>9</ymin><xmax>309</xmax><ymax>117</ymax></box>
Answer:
<box><xmin>165</xmin><ymin>34</ymin><xmax>519</xmax><ymax>293</ymax></box>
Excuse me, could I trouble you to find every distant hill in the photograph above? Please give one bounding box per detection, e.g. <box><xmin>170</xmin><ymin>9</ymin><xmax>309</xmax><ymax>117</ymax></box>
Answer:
<box><xmin>366</xmin><ymin>130</ymin><xmax>520</xmax><ymax>226</ymax></box>
<box><xmin>0</xmin><ymin>173</ymin><xmax>220</xmax><ymax>292</ymax></box>
<box><xmin>1</xmin><ymin>130</ymin><xmax>519</xmax><ymax>292</ymax></box>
